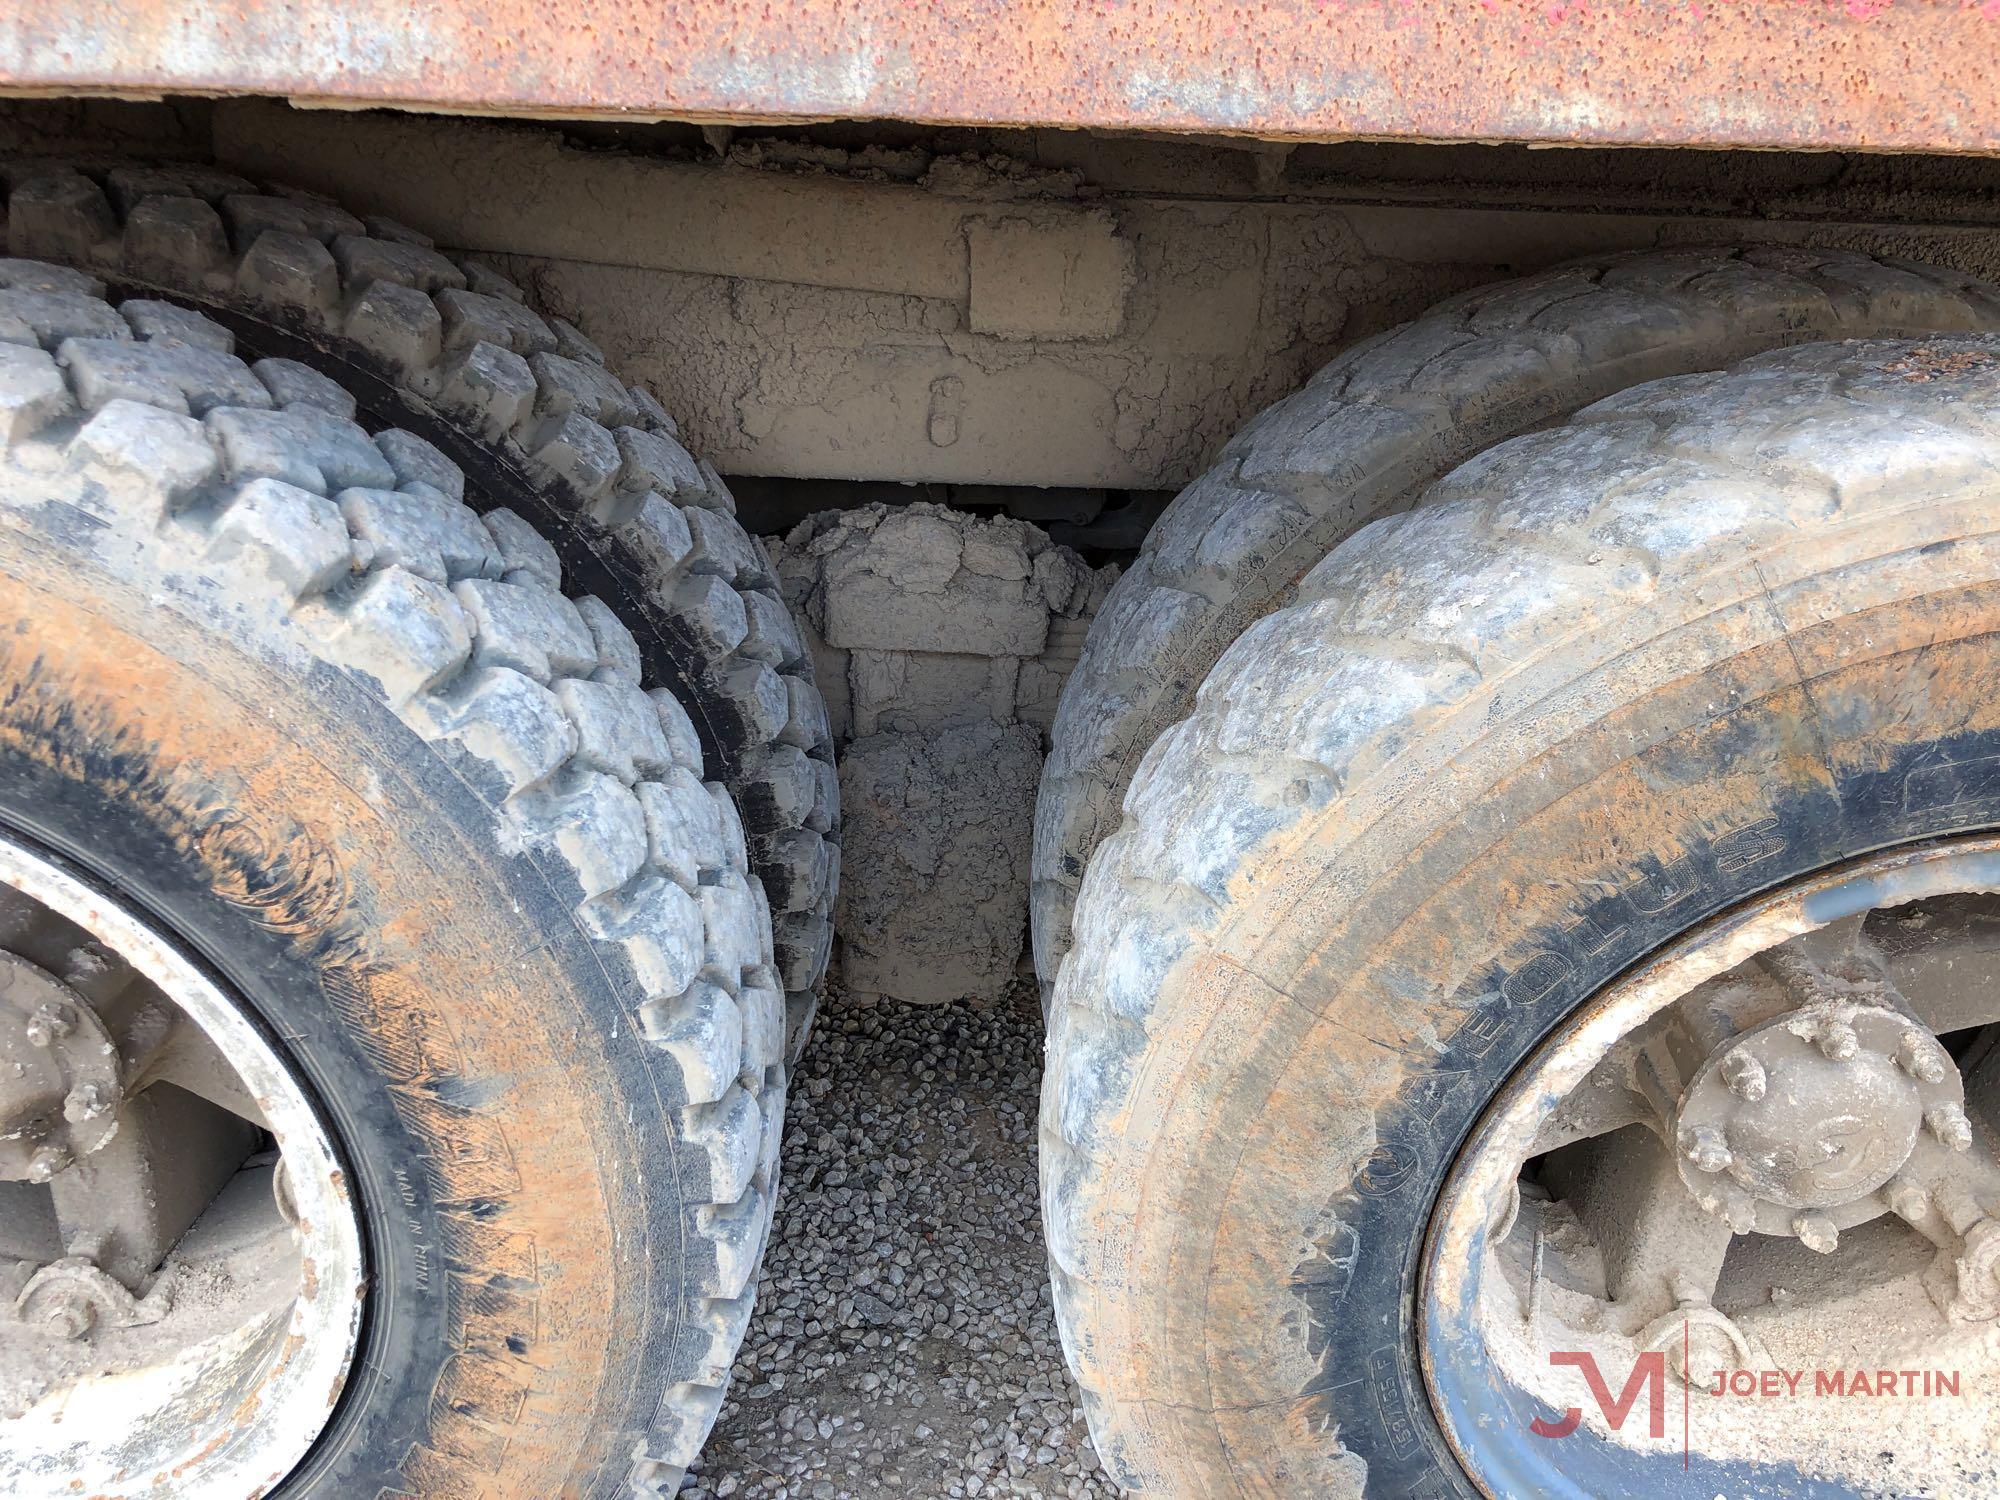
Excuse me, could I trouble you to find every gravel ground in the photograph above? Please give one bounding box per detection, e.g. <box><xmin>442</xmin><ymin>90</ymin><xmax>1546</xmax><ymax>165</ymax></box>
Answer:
<box><xmin>678</xmin><ymin>982</ymin><xmax>1119</xmax><ymax>1500</ymax></box>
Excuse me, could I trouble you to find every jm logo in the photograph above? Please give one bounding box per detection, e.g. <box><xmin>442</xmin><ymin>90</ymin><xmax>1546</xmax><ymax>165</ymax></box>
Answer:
<box><xmin>1530</xmin><ymin>1351</ymin><xmax>1666</xmax><ymax>1440</ymax></box>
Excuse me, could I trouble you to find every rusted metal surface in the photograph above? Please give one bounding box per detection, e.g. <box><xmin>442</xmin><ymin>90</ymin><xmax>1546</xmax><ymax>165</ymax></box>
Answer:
<box><xmin>2</xmin><ymin>2</ymin><xmax>1999</xmax><ymax>152</ymax></box>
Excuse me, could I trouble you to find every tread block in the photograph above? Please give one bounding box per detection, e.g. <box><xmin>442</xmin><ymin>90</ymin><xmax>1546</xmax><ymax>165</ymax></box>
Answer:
<box><xmin>640</xmin><ymin>980</ymin><xmax>742</xmax><ymax>1107</ymax></box>
<box><xmin>5</xmin><ymin>173</ymin><xmax>115</xmax><ymax>265</ymax></box>
<box><xmin>583</xmin><ymin>873</ymin><xmax>706</xmax><ymax>1000</ymax></box>
<box><xmin>207</xmin><ymin>404</ymin><xmax>397</xmax><ymax>493</ymax></box>
<box><xmin>667</xmin><ymin>571</ymin><xmax>748</xmax><ymax>659</ymax></box>
<box><xmin>360</xmin><ymin>213</ymin><xmax>433</xmax><ymax>248</ymax></box>
<box><xmin>696</xmin><ymin>1208</ymin><xmax>772</xmax><ymax>1312</ymax></box>
<box><xmin>0</xmin><ymin>258</ymin><xmax>100</xmax><ymax>297</ymax></box>
<box><xmin>693</xmin><ymin>457</ymin><xmax>739</xmax><ymax>516</ymax></box>
<box><xmin>738</xmin><ymin>588</ymin><xmax>797</xmax><ymax>668</ymax></box>
<box><xmin>254</xmin><ymin>356</ymin><xmax>356</xmax><ymax>418</ymax></box>
<box><xmin>122</xmin><ymin>194</ymin><xmax>231</xmax><ymax>282</ymax></box>
<box><xmin>626</xmin><ymin>382</ymin><xmax>679</xmax><ymax>437</ymax></box>
<box><xmin>779</xmin><ymin>675</ymin><xmax>830</xmax><ymax>751</ymax></box>
<box><xmin>700</xmin><ymin>870</ymin><xmax>766</xmax><ymax>978</ymax></box>
<box><xmin>523</xmin><ymin>409</ymin><xmax>620</xmax><ymax>503</ymax></box>
<box><xmin>322</xmin><ymin>568</ymin><xmax>471</xmax><ymax>703</ymax></box>
<box><xmin>554</xmin><ymin>676</ymin><xmax>676</xmax><ymax>784</ymax></box>
<box><xmin>59</xmin><ymin>336</ymin><xmax>269</xmax><ymax>417</ymax></box>
<box><xmin>438</xmin><ymin>339</ymin><xmax>534</xmax><ymax>440</ymax></box>
<box><xmin>0</xmin><ymin>342</ymin><xmax>74</xmax><ymax>440</ymax></box>
<box><xmin>806</xmin><ymin>756</ymin><xmax>838</xmax><ymax>836</ymax></box>
<box><xmin>221</xmin><ymin>192</ymin><xmax>364</xmax><ymax>248</ymax></box>
<box><xmin>650</xmin><ymin>688</ymin><xmax>706</xmax><ymax>776</ymax></box>
<box><xmin>438</xmin><ymin>287</ymin><xmax>555</xmax><ymax>359</ymax></box>
<box><xmin>102</xmin><ymin>164</ymin><xmax>255</xmax><ymax>213</ymax></box>
<box><xmin>637</xmin><ymin>769</ymin><xmax>724</xmax><ymax>892</ymax></box>
<box><xmin>460</xmin><ymin>260</ymin><xmax>527</xmax><ymax>303</ymax></box>
<box><xmin>550</xmin><ymin>315</ymin><xmax>605</xmax><ymax>366</ymax></box>
<box><xmin>737</xmin><ymin>972</ymin><xmax>787</xmax><ymax>1076</ymax></box>
<box><xmin>681</xmin><ymin>1086</ymin><xmax>762</xmax><ymax>1203</ymax></box>
<box><xmin>330</xmin><ymin>232</ymin><xmax>466</xmax><ymax>296</ymax></box>
<box><xmin>69</xmin><ymin>399</ymin><xmax>216</xmax><ymax>517</ymax></box>
<box><xmin>0</xmin><ymin>287</ymin><xmax>129</xmax><ymax>349</ymax></box>
<box><xmin>705</xmin><ymin>783</ymin><xmax>750</xmax><ymax>875</ymax></box>
<box><xmin>235</xmin><ymin>230</ymin><xmax>340</xmax><ymax>324</ymax></box>
<box><xmin>344</xmin><ymin>280</ymin><xmax>443</xmax><ymax>378</ymax></box>
<box><xmin>575</xmin><ymin>594</ymin><xmax>644</xmax><ymax>685</ymax></box>
<box><xmin>420</xmin><ymin>666</ymin><xmax>578</xmax><ymax>798</ymax></box>
<box><xmin>687</xmin><ymin>504</ymin><xmax>766</xmax><ymax>583</ymax></box>
<box><xmin>758</xmin><ymin>827</ymin><xmax>830</xmax><ymax>915</ymax></box>
<box><xmin>453</xmin><ymin>576</ymin><xmax>597</xmax><ymax>680</ymax></box>
<box><xmin>530</xmin><ymin>350</ymin><xmax>637</xmax><ymax>429</ymax></box>
<box><xmin>718</xmin><ymin>661</ymin><xmax>789</xmax><ymax>746</ymax></box>
<box><xmin>375</xmin><ymin>428</ymin><xmax>466</xmax><ymax>505</ymax></box>
<box><xmin>610</xmin><ymin>491</ymin><xmax>693</xmax><ymax>576</ymax></box>
<box><xmin>772</xmin><ymin>910</ymin><xmax>832</xmax><ymax>994</ymax></box>
<box><xmin>613</xmin><ymin>423</ymin><xmax>704</xmax><ymax>501</ymax></box>
<box><xmin>481</xmin><ymin>507</ymin><xmax>562</xmax><ymax>589</ymax></box>
<box><xmin>121</xmin><ymin>299</ymin><xmax>232</xmax><ymax>352</ymax></box>
<box><xmin>738</xmin><ymin>744</ymin><xmax>817</xmax><ymax>831</ymax></box>
<box><xmin>205</xmin><ymin>476</ymin><xmax>351</xmax><ymax>594</ymax></box>
<box><xmin>514</xmin><ymin>771</ymin><xmax>650</xmax><ymax>900</ymax></box>
<box><xmin>340</xmin><ymin>485</ymin><xmax>501</xmax><ymax>583</ymax></box>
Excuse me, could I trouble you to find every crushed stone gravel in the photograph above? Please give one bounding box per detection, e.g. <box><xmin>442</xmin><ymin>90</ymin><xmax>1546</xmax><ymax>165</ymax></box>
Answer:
<box><xmin>678</xmin><ymin>982</ymin><xmax>1119</xmax><ymax>1499</ymax></box>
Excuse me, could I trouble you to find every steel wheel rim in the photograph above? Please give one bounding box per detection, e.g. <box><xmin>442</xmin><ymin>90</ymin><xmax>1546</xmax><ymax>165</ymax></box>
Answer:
<box><xmin>1422</xmin><ymin>838</ymin><xmax>2000</xmax><ymax>1498</ymax></box>
<box><xmin>0</xmin><ymin>831</ymin><xmax>364</xmax><ymax>1498</ymax></box>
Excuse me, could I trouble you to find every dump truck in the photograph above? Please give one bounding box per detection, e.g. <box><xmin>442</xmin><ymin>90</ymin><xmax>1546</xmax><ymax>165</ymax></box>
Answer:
<box><xmin>2</xmin><ymin>7</ymin><xmax>2000</xmax><ymax>1497</ymax></box>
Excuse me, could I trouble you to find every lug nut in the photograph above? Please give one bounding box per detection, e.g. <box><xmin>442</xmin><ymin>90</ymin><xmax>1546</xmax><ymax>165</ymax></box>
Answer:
<box><xmin>39</xmin><ymin>1291</ymin><xmax>92</xmax><ymax>1341</ymax></box>
<box><xmin>1720</xmin><ymin>1051</ymin><xmax>1767</xmax><ymax>1102</ymax></box>
<box><xmin>1794</xmin><ymin>1213</ymin><xmax>1840</xmax><ymax>1254</ymax></box>
<box><xmin>26</xmin><ymin>1143</ymin><xmax>72</xmax><ymax>1182</ymax></box>
<box><xmin>1927</xmin><ymin>1103</ymin><xmax>1975</xmax><ymax>1153</ymax></box>
<box><xmin>1887</xmin><ymin>1178</ymin><xmax>1930</xmax><ymax>1223</ymax></box>
<box><xmin>1817</xmin><ymin>1020</ymin><xmax>1859</xmax><ymax>1061</ymax></box>
<box><xmin>1723</xmin><ymin>1192</ymin><xmax>1760</xmax><ymax>1235</ymax></box>
<box><xmin>22</xmin><ymin>1002</ymin><xmax>73</xmax><ymax>1048</ymax></box>
<box><xmin>61</xmin><ymin>1084</ymin><xmax>112</xmax><ymax>1123</ymax></box>
<box><xmin>1681</xmin><ymin>1124</ymin><xmax>1733</xmax><ymax>1174</ymax></box>
<box><xmin>1900</xmin><ymin>1030</ymin><xmax>1949</xmax><ymax>1083</ymax></box>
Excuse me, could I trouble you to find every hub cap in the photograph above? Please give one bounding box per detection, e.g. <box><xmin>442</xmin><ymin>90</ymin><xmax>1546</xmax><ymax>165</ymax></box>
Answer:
<box><xmin>0</xmin><ymin>834</ymin><xmax>364</xmax><ymax>1497</ymax></box>
<box><xmin>1423</xmin><ymin>841</ymin><xmax>2000</xmax><ymax>1497</ymax></box>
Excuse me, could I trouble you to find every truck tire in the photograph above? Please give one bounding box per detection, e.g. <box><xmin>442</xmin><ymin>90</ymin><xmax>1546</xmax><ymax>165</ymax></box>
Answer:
<box><xmin>1032</xmin><ymin>247</ymin><xmax>2000</xmax><ymax>981</ymax></box>
<box><xmin>0</xmin><ymin>159</ymin><xmax>837</xmax><ymax>1050</ymax></box>
<box><xmin>0</xmin><ymin>265</ymin><xmax>782</xmax><ymax>1494</ymax></box>
<box><xmin>1042</xmin><ymin>335</ymin><xmax>2000</xmax><ymax>1494</ymax></box>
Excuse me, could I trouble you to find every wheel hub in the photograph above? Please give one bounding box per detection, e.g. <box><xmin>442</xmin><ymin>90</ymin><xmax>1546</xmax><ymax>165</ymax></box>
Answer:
<box><xmin>0</xmin><ymin>954</ymin><xmax>122</xmax><ymax>1183</ymax></box>
<box><xmin>0</xmin><ymin>836</ymin><xmax>364</xmax><ymax>1499</ymax></box>
<box><xmin>1673</xmin><ymin>1000</ymin><xmax>1965</xmax><ymax>1236</ymax></box>
<box><xmin>1422</xmin><ymin>841</ymin><xmax>2000</xmax><ymax>1498</ymax></box>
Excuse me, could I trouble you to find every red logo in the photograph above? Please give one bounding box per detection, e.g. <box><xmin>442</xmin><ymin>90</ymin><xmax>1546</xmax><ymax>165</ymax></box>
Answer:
<box><xmin>1529</xmin><ymin>1350</ymin><xmax>1666</xmax><ymax>1441</ymax></box>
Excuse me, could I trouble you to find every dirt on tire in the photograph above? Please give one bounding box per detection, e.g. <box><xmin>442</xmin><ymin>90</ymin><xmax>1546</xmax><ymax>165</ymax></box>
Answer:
<box><xmin>1041</xmin><ymin>334</ymin><xmax>2000</xmax><ymax>1494</ymax></box>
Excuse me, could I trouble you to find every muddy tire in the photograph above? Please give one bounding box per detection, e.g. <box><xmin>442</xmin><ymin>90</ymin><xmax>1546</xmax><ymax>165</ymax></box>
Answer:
<box><xmin>1042</xmin><ymin>336</ymin><xmax>2000</xmax><ymax>1493</ymax></box>
<box><xmin>0</xmin><ymin>266</ymin><xmax>783</xmax><ymax>1493</ymax></box>
<box><xmin>1032</xmin><ymin>247</ymin><xmax>2000</xmax><ymax>981</ymax></box>
<box><xmin>0</xmin><ymin>159</ymin><xmax>838</xmax><ymax>1050</ymax></box>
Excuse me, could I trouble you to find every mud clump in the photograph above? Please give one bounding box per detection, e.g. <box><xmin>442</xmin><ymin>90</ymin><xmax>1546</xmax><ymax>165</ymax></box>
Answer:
<box><xmin>770</xmin><ymin>503</ymin><xmax>1115</xmax><ymax>1003</ymax></box>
